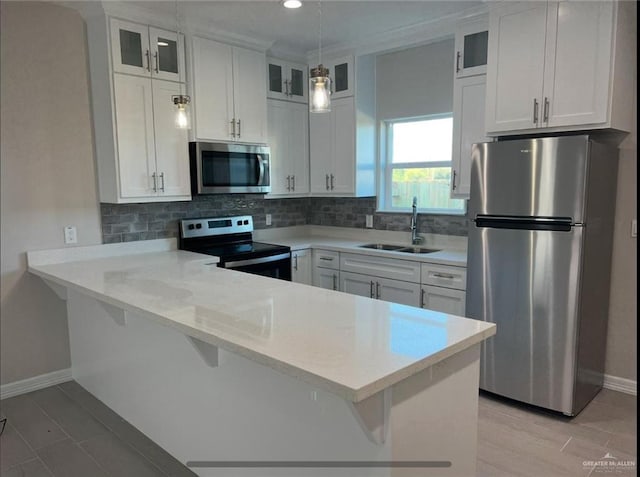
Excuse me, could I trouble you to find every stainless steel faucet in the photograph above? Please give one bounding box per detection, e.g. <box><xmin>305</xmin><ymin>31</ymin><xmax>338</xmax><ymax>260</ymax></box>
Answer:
<box><xmin>410</xmin><ymin>196</ymin><xmax>423</xmax><ymax>245</ymax></box>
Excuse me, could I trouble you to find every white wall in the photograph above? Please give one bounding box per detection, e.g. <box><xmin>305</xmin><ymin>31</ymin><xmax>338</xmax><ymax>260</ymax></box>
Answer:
<box><xmin>0</xmin><ymin>1</ymin><xmax>102</xmax><ymax>384</ymax></box>
<box><xmin>376</xmin><ymin>39</ymin><xmax>454</xmax><ymax>121</ymax></box>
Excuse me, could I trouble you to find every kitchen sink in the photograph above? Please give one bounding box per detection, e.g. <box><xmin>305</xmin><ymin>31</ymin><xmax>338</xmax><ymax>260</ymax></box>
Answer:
<box><xmin>397</xmin><ymin>247</ymin><xmax>441</xmax><ymax>254</ymax></box>
<box><xmin>358</xmin><ymin>244</ymin><xmax>441</xmax><ymax>254</ymax></box>
<box><xmin>359</xmin><ymin>243</ymin><xmax>406</xmax><ymax>251</ymax></box>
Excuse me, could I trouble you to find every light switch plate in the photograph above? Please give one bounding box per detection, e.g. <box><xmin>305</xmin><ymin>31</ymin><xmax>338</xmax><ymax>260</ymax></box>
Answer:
<box><xmin>265</xmin><ymin>214</ymin><xmax>272</xmax><ymax>226</ymax></box>
<box><xmin>64</xmin><ymin>225</ymin><xmax>77</xmax><ymax>244</ymax></box>
<box><xmin>632</xmin><ymin>219</ymin><xmax>637</xmax><ymax>238</ymax></box>
<box><xmin>365</xmin><ymin>215</ymin><xmax>373</xmax><ymax>228</ymax></box>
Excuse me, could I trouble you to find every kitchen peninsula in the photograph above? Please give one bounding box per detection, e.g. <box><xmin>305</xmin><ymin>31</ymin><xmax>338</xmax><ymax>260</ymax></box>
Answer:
<box><xmin>28</xmin><ymin>239</ymin><xmax>495</xmax><ymax>477</ymax></box>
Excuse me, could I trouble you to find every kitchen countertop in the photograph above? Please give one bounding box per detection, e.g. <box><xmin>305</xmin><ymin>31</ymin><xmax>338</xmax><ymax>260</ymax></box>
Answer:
<box><xmin>28</xmin><ymin>241</ymin><xmax>491</xmax><ymax>402</ymax></box>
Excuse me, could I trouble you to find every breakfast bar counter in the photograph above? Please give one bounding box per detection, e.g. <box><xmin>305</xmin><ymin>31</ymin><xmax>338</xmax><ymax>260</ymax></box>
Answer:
<box><xmin>28</xmin><ymin>239</ymin><xmax>495</xmax><ymax>477</ymax></box>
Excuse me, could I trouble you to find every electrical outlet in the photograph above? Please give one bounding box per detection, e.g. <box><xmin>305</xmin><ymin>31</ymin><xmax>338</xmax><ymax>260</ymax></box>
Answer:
<box><xmin>632</xmin><ymin>219</ymin><xmax>637</xmax><ymax>238</ymax></box>
<box><xmin>365</xmin><ymin>214</ymin><xmax>373</xmax><ymax>228</ymax></box>
<box><xmin>64</xmin><ymin>225</ymin><xmax>77</xmax><ymax>244</ymax></box>
<box><xmin>265</xmin><ymin>214</ymin><xmax>272</xmax><ymax>226</ymax></box>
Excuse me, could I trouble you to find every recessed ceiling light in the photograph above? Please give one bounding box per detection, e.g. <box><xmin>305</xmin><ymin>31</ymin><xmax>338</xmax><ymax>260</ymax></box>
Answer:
<box><xmin>282</xmin><ymin>0</ymin><xmax>302</xmax><ymax>9</ymax></box>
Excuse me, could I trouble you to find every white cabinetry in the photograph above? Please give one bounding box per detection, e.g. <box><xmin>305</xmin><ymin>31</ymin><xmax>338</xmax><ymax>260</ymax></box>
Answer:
<box><xmin>266</xmin><ymin>100</ymin><xmax>309</xmax><ymax>196</ymax></box>
<box><xmin>324</xmin><ymin>55</ymin><xmax>354</xmax><ymax>99</ymax></box>
<box><xmin>192</xmin><ymin>36</ymin><xmax>267</xmax><ymax>144</ymax></box>
<box><xmin>86</xmin><ymin>15</ymin><xmax>190</xmax><ymax>203</ymax></box>
<box><xmin>312</xmin><ymin>250</ymin><xmax>340</xmax><ymax>291</ymax></box>
<box><xmin>291</xmin><ymin>249</ymin><xmax>312</xmax><ymax>285</ymax></box>
<box><xmin>485</xmin><ymin>1</ymin><xmax>633</xmax><ymax>135</ymax></box>
<box><xmin>454</xmin><ymin>17</ymin><xmax>489</xmax><ymax>78</ymax></box>
<box><xmin>309</xmin><ymin>56</ymin><xmax>376</xmax><ymax>197</ymax></box>
<box><xmin>267</xmin><ymin>58</ymin><xmax>308</xmax><ymax>103</ymax></box>
<box><xmin>340</xmin><ymin>253</ymin><xmax>422</xmax><ymax>308</ymax></box>
<box><xmin>420</xmin><ymin>263</ymin><xmax>467</xmax><ymax>316</ymax></box>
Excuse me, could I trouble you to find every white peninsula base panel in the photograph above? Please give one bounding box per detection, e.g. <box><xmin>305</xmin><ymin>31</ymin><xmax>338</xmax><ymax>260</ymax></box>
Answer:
<box><xmin>67</xmin><ymin>288</ymin><xmax>480</xmax><ymax>477</ymax></box>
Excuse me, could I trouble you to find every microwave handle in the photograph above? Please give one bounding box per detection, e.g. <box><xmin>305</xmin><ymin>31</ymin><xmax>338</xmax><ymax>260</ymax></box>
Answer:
<box><xmin>257</xmin><ymin>155</ymin><xmax>266</xmax><ymax>185</ymax></box>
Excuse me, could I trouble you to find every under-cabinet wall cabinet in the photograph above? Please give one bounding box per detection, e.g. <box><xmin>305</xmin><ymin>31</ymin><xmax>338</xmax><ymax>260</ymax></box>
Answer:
<box><xmin>191</xmin><ymin>36</ymin><xmax>267</xmax><ymax>144</ymax></box>
<box><xmin>86</xmin><ymin>15</ymin><xmax>190</xmax><ymax>203</ymax></box>
<box><xmin>266</xmin><ymin>100</ymin><xmax>309</xmax><ymax>197</ymax></box>
<box><xmin>485</xmin><ymin>1</ymin><xmax>635</xmax><ymax>135</ymax></box>
<box><xmin>309</xmin><ymin>55</ymin><xmax>376</xmax><ymax>197</ymax></box>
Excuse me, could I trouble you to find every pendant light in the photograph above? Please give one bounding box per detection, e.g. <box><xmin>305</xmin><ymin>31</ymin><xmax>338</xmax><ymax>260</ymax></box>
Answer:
<box><xmin>171</xmin><ymin>0</ymin><xmax>191</xmax><ymax>129</ymax></box>
<box><xmin>309</xmin><ymin>0</ymin><xmax>331</xmax><ymax>113</ymax></box>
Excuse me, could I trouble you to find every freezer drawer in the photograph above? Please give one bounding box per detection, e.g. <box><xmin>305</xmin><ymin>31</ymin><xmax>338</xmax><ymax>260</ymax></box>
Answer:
<box><xmin>466</xmin><ymin>224</ymin><xmax>584</xmax><ymax>414</ymax></box>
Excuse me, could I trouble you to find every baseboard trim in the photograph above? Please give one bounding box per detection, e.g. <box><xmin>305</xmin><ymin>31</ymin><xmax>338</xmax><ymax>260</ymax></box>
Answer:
<box><xmin>1</xmin><ymin>368</ymin><xmax>72</xmax><ymax>400</ymax></box>
<box><xmin>603</xmin><ymin>374</ymin><xmax>637</xmax><ymax>396</ymax></box>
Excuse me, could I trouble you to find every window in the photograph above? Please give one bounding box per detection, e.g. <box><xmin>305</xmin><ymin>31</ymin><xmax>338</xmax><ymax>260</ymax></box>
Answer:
<box><xmin>379</xmin><ymin>115</ymin><xmax>465</xmax><ymax>214</ymax></box>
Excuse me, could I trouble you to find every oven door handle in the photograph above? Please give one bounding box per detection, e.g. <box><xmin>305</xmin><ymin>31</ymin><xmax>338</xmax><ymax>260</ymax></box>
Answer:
<box><xmin>223</xmin><ymin>252</ymin><xmax>290</xmax><ymax>269</ymax></box>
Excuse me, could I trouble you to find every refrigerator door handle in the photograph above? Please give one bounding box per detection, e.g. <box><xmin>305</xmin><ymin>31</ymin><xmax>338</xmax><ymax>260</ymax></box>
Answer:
<box><xmin>475</xmin><ymin>215</ymin><xmax>573</xmax><ymax>232</ymax></box>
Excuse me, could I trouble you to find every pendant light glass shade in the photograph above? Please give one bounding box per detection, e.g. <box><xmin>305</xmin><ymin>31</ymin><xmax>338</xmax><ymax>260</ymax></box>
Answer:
<box><xmin>310</xmin><ymin>65</ymin><xmax>331</xmax><ymax>113</ymax></box>
<box><xmin>173</xmin><ymin>94</ymin><xmax>191</xmax><ymax>129</ymax></box>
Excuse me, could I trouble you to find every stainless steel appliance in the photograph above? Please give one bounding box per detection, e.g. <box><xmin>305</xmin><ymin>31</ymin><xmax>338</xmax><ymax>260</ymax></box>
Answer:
<box><xmin>179</xmin><ymin>215</ymin><xmax>291</xmax><ymax>281</ymax></box>
<box><xmin>189</xmin><ymin>142</ymin><xmax>270</xmax><ymax>194</ymax></box>
<box><xmin>466</xmin><ymin>135</ymin><xmax>618</xmax><ymax>416</ymax></box>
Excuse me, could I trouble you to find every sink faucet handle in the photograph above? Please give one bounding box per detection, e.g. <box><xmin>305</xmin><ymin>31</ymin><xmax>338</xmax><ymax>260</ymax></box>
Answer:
<box><xmin>412</xmin><ymin>196</ymin><xmax>417</xmax><ymax>207</ymax></box>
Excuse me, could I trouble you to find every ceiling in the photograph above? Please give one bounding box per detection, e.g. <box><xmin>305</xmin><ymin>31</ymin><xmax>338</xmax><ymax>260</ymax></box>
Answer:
<box><xmin>127</xmin><ymin>1</ymin><xmax>482</xmax><ymax>56</ymax></box>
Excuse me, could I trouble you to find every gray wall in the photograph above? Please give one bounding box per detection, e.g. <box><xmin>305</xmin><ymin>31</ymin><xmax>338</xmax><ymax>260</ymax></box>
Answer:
<box><xmin>0</xmin><ymin>2</ymin><xmax>102</xmax><ymax>385</ymax></box>
<box><xmin>376</xmin><ymin>39</ymin><xmax>455</xmax><ymax>120</ymax></box>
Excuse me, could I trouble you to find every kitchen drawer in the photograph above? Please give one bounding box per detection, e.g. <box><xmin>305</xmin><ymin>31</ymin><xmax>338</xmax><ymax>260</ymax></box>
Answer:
<box><xmin>421</xmin><ymin>263</ymin><xmax>467</xmax><ymax>290</ymax></box>
<box><xmin>340</xmin><ymin>253</ymin><xmax>420</xmax><ymax>283</ymax></box>
<box><xmin>313</xmin><ymin>249</ymin><xmax>340</xmax><ymax>270</ymax></box>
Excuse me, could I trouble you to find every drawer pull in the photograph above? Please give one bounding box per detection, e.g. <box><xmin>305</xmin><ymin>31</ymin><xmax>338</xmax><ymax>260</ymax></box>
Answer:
<box><xmin>319</xmin><ymin>257</ymin><xmax>334</xmax><ymax>261</ymax></box>
<box><xmin>433</xmin><ymin>273</ymin><xmax>455</xmax><ymax>279</ymax></box>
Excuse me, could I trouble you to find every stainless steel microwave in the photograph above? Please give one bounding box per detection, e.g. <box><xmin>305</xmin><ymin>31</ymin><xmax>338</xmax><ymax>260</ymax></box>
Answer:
<box><xmin>189</xmin><ymin>142</ymin><xmax>271</xmax><ymax>194</ymax></box>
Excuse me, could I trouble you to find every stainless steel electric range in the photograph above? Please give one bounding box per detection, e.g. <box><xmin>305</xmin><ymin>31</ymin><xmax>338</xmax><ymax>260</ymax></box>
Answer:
<box><xmin>179</xmin><ymin>215</ymin><xmax>291</xmax><ymax>281</ymax></box>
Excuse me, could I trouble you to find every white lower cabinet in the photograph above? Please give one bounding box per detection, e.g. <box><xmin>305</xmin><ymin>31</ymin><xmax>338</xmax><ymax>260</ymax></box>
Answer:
<box><xmin>421</xmin><ymin>286</ymin><xmax>466</xmax><ymax>316</ymax></box>
<box><xmin>291</xmin><ymin>249</ymin><xmax>312</xmax><ymax>285</ymax></box>
<box><xmin>420</xmin><ymin>262</ymin><xmax>467</xmax><ymax>316</ymax></box>
<box><xmin>341</xmin><ymin>272</ymin><xmax>421</xmax><ymax>308</ymax></box>
<box><xmin>312</xmin><ymin>250</ymin><xmax>340</xmax><ymax>291</ymax></box>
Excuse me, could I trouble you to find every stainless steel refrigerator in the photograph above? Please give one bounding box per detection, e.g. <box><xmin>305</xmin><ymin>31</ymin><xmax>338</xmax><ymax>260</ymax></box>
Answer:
<box><xmin>466</xmin><ymin>135</ymin><xmax>618</xmax><ymax>416</ymax></box>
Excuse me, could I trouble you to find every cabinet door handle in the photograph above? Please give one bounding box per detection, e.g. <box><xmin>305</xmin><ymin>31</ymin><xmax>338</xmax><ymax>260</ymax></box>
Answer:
<box><xmin>332</xmin><ymin>274</ymin><xmax>337</xmax><ymax>291</ymax></box>
<box><xmin>159</xmin><ymin>172</ymin><xmax>165</xmax><ymax>192</ymax></box>
<box><xmin>543</xmin><ymin>97</ymin><xmax>550</xmax><ymax>123</ymax></box>
<box><xmin>330</xmin><ymin>174</ymin><xmax>335</xmax><ymax>190</ymax></box>
<box><xmin>433</xmin><ymin>272</ymin><xmax>455</xmax><ymax>279</ymax></box>
<box><xmin>452</xmin><ymin>170</ymin><xmax>457</xmax><ymax>190</ymax></box>
<box><xmin>145</xmin><ymin>50</ymin><xmax>151</xmax><ymax>72</ymax></box>
<box><xmin>153</xmin><ymin>51</ymin><xmax>159</xmax><ymax>73</ymax></box>
<box><xmin>230</xmin><ymin>118</ymin><xmax>236</xmax><ymax>138</ymax></box>
<box><xmin>533</xmin><ymin>98</ymin><xmax>539</xmax><ymax>124</ymax></box>
<box><xmin>375</xmin><ymin>282</ymin><xmax>380</xmax><ymax>299</ymax></box>
<box><xmin>420</xmin><ymin>288</ymin><xmax>425</xmax><ymax>308</ymax></box>
<box><xmin>237</xmin><ymin>119</ymin><xmax>241</xmax><ymax>138</ymax></box>
<box><xmin>325</xmin><ymin>174</ymin><xmax>330</xmax><ymax>190</ymax></box>
<box><xmin>293</xmin><ymin>254</ymin><xmax>298</xmax><ymax>271</ymax></box>
<box><xmin>286</xmin><ymin>175</ymin><xmax>291</xmax><ymax>191</ymax></box>
<box><xmin>291</xmin><ymin>175</ymin><xmax>295</xmax><ymax>191</ymax></box>
<box><xmin>151</xmin><ymin>172</ymin><xmax>157</xmax><ymax>192</ymax></box>
<box><xmin>370</xmin><ymin>281</ymin><xmax>375</xmax><ymax>298</ymax></box>
<box><xmin>455</xmin><ymin>51</ymin><xmax>461</xmax><ymax>73</ymax></box>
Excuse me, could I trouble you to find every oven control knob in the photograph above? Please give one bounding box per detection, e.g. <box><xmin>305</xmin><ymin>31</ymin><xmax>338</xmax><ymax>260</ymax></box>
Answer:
<box><xmin>243</xmin><ymin>220</ymin><xmax>249</xmax><ymax>225</ymax></box>
<box><xmin>196</xmin><ymin>224</ymin><xmax>202</xmax><ymax>229</ymax></box>
<box><xmin>237</xmin><ymin>220</ymin><xmax>242</xmax><ymax>226</ymax></box>
<box><xmin>188</xmin><ymin>224</ymin><xmax>195</xmax><ymax>230</ymax></box>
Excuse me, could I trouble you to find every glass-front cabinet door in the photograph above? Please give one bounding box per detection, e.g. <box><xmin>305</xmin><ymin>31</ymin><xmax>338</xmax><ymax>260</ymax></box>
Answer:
<box><xmin>149</xmin><ymin>27</ymin><xmax>184</xmax><ymax>82</ymax></box>
<box><xmin>267</xmin><ymin>58</ymin><xmax>307</xmax><ymax>103</ymax></box>
<box><xmin>454</xmin><ymin>17</ymin><xmax>489</xmax><ymax>78</ymax></box>
<box><xmin>327</xmin><ymin>56</ymin><xmax>354</xmax><ymax>98</ymax></box>
<box><xmin>111</xmin><ymin>19</ymin><xmax>151</xmax><ymax>77</ymax></box>
<box><xmin>111</xmin><ymin>20</ymin><xmax>183</xmax><ymax>82</ymax></box>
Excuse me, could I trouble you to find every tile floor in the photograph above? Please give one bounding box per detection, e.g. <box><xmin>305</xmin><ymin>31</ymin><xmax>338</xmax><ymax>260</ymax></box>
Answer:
<box><xmin>0</xmin><ymin>382</ymin><xmax>636</xmax><ymax>476</ymax></box>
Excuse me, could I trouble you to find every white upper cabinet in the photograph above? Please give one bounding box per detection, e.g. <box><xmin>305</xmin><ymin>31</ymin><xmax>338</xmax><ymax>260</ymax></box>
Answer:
<box><xmin>308</xmin><ymin>55</ymin><xmax>376</xmax><ymax>197</ymax></box>
<box><xmin>111</xmin><ymin>19</ymin><xmax>185</xmax><ymax>82</ymax></box>
<box><xmin>266</xmin><ymin>100</ymin><xmax>309</xmax><ymax>196</ymax></box>
<box><xmin>86</xmin><ymin>14</ymin><xmax>190</xmax><ymax>203</ymax></box>
<box><xmin>267</xmin><ymin>58</ymin><xmax>308</xmax><ymax>103</ymax></box>
<box><xmin>485</xmin><ymin>1</ymin><xmax>634</xmax><ymax>135</ymax></box>
<box><xmin>325</xmin><ymin>56</ymin><xmax>354</xmax><ymax>99</ymax></box>
<box><xmin>454</xmin><ymin>17</ymin><xmax>489</xmax><ymax>78</ymax></box>
<box><xmin>192</xmin><ymin>36</ymin><xmax>267</xmax><ymax>144</ymax></box>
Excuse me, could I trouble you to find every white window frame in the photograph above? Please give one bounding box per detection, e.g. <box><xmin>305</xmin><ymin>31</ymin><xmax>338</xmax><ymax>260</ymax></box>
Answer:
<box><xmin>378</xmin><ymin>114</ymin><xmax>465</xmax><ymax>215</ymax></box>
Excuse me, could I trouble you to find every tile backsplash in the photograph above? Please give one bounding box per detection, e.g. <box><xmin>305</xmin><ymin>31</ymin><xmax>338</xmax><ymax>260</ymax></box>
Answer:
<box><xmin>101</xmin><ymin>196</ymin><xmax>469</xmax><ymax>243</ymax></box>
